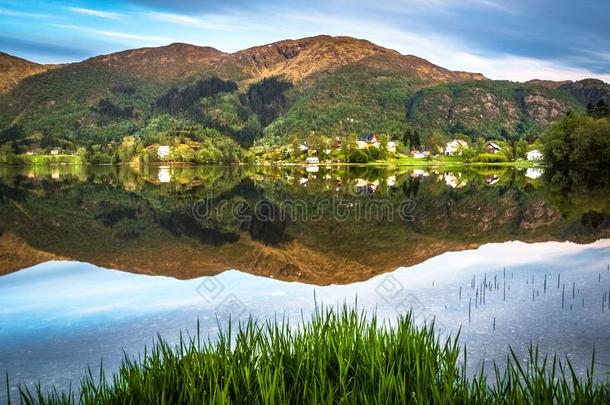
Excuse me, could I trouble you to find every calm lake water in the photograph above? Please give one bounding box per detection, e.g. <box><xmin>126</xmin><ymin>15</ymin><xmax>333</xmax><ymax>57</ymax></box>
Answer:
<box><xmin>0</xmin><ymin>164</ymin><xmax>609</xmax><ymax>399</ymax></box>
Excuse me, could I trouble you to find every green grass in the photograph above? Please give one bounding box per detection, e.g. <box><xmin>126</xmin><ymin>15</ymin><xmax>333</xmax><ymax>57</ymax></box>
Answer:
<box><xmin>11</xmin><ymin>305</ymin><xmax>609</xmax><ymax>404</ymax></box>
<box><xmin>391</xmin><ymin>155</ymin><xmax>542</xmax><ymax>168</ymax></box>
<box><xmin>0</xmin><ymin>154</ymin><xmax>84</xmax><ymax>165</ymax></box>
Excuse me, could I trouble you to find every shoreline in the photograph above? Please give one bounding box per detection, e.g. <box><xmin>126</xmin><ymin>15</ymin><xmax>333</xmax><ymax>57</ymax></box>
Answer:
<box><xmin>0</xmin><ymin>155</ymin><xmax>547</xmax><ymax>169</ymax></box>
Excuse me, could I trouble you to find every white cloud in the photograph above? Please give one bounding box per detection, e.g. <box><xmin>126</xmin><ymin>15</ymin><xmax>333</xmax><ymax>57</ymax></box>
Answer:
<box><xmin>440</xmin><ymin>52</ymin><xmax>610</xmax><ymax>82</ymax></box>
<box><xmin>0</xmin><ymin>8</ymin><xmax>49</xmax><ymax>18</ymax></box>
<box><xmin>52</xmin><ymin>24</ymin><xmax>174</xmax><ymax>45</ymax></box>
<box><xmin>354</xmin><ymin>0</ymin><xmax>522</xmax><ymax>15</ymax></box>
<box><xmin>144</xmin><ymin>12</ymin><xmax>274</xmax><ymax>33</ymax></box>
<box><xmin>146</xmin><ymin>12</ymin><xmax>205</xmax><ymax>27</ymax></box>
<box><xmin>68</xmin><ymin>7</ymin><xmax>124</xmax><ymax>20</ymax></box>
<box><xmin>275</xmin><ymin>11</ymin><xmax>610</xmax><ymax>82</ymax></box>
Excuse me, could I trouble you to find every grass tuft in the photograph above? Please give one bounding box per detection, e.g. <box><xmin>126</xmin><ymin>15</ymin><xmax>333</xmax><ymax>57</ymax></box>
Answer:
<box><xmin>11</xmin><ymin>305</ymin><xmax>610</xmax><ymax>404</ymax></box>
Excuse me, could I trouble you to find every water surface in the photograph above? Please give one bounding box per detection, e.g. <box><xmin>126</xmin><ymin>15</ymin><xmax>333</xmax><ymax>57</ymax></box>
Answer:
<box><xmin>0</xmin><ymin>164</ymin><xmax>609</xmax><ymax>399</ymax></box>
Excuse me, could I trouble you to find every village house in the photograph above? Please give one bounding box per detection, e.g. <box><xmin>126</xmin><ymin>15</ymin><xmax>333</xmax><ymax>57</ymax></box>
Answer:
<box><xmin>305</xmin><ymin>156</ymin><xmax>319</xmax><ymax>164</ymax></box>
<box><xmin>485</xmin><ymin>142</ymin><xmax>502</xmax><ymax>154</ymax></box>
<box><xmin>526</xmin><ymin>149</ymin><xmax>543</xmax><ymax>160</ymax></box>
<box><xmin>157</xmin><ymin>145</ymin><xmax>171</xmax><ymax>159</ymax></box>
<box><xmin>411</xmin><ymin>150</ymin><xmax>430</xmax><ymax>159</ymax></box>
<box><xmin>387</xmin><ymin>141</ymin><xmax>397</xmax><ymax>152</ymax></box>
<box><xmin>357</xmin><ymin>133</ymin><xmax>380</xmax><ymax>149</ymax></box>
<box><xmin>49</xmin><ymin>149</ymin><xmax>60</xmax><ymax>155</ymax></box>
<box><xmin>444</xmin><ymin>140</ymin><xmax>468</xmax><ymax>156</ymax></box>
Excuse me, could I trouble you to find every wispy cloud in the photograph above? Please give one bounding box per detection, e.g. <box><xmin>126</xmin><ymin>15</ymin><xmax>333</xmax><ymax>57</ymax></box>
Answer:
<box><xmin>451</xmin><ymin>52</ymin><xmax>610</xmax><ymax>82</ymax></box>
<box><xmin>68</xmin><ymin>7</ymin><xmax>124</xmax><ymax>20</ymax></box>
<box><xmin>278</xmin><ymin>11</ymin><xmax>610</xmax><ymax>82</ymax></box>
<box><xmin>144</xmin><ymin>12</ymin><xmax>261</xmax><ymax>31</ymax></box>
<box><xmin>0</xmin><ymin>35</ymin><xmax>91</xmax><ymax>60</ymax></box>
<box><xmin>53</xmin><ymin>24</ymin><xmax>174</xmax><ymax>45</ymax></box>
<box><xmin>0</xmin><ymin>8</ymin><xmax>49</xmax><ymax>18</ymax></box>
<box><xmin>358</xmin><ymin>0</ymin><xmax>521</xmax><ymax>15</ymax></box>
<box><xmin>145</xmin><ymin>12</ymin><xmax>203</xmax><ymax>26</ymax></box>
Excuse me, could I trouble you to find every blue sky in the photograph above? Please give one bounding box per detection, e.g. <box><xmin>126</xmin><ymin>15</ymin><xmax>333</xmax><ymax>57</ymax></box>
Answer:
<box><xmin>1</xmin><ymin>0</ymin><xmax>609</xmax><ymax>81</ymax></box>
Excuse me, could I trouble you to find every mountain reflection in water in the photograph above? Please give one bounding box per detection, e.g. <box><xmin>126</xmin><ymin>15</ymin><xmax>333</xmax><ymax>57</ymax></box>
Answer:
<box><xmin>1</xmin><ymin>240</ymin><xmax>609</xmax><ymax>400</ymax></box>
<box><xmin>0</xmin><ymin>164</ymin><xmax>608</xmax><ymax>284</ymax></box>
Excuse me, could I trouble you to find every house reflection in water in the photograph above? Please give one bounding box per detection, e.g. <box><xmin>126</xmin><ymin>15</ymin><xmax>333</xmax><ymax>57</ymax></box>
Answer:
<box><xmin>410</xmin><ymin>169</ymin><xmax>429</xmax><ymax>179</ymax></box>
<box><xmin>444</xmin><ymin>172</ymin><xmax>467</xmax><ymax>188</ymax></box>
<box><xmin>484</xmin><ymin>174</ymin><xmax>500</xmax><ymax>186</ymax></box>
<box><xmin>525</xmin><ymin>167</ymin><xmax>544</xmax><ymax>180</ymax></box>
<box><xmin>158</xmin><ymin>166</ymin><xmax>172</xmax><ymax>183</ymax></box>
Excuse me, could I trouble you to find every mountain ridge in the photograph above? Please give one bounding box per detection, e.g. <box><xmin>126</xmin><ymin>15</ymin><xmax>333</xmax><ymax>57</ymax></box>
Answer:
<box><xmin>0</xmin><ymin>52</ymin><xmax>61</xmax><ymax>93</ymax></box>
<box><xmin>0</xmin><ymin>35</ymin><xmax>608</xmax><ymax>150</ymax></box>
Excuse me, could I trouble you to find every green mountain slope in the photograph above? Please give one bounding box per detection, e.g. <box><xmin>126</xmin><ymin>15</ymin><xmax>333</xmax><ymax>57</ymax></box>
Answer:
<box><xmin>405</xmin><ymin>80</ymin><xmax>585</xmax><ymax>139</ymax></box>
<box><xmin>0</xmin><ymin>52</ymin><xmax>59</xmax><ymax>93</ymax></box>
<box><xmin>0</xmin><ymin>35</ymin><xmax>608</xmax><ymax>151</ymax></box>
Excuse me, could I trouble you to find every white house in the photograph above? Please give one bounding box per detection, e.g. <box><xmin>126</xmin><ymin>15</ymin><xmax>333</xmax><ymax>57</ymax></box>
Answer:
<box><xmin>158</xmin><ymin>145</ymin><xmax>171</xmax><ymax>159</ymax></box>
<box><xmin>444</xmin><ymin>140</ymin><xmax>468</xmax><ymax>156</ymax></box>
<box><xmin>412</xmin><ymin>151</ymin><xmax>430</xmax><ymax>159</ymax></box>
<box><xmin>387</xmin><ymin>141</ymin><xmax>397</xmax><ymax>152</ymax></box>
<box><xmin>526</xmin><ymin>149</ymin><xmax>543</xmax><ymax>160</ymax></box>
<box><xmin>305</xmin><ymin>156</ymin><xmax>319</xmax><ymax>164</ymax></box>
<box><xmin>356</xmin><ymin>140</ymin><xmax>368</xmax><ymax>150</ymax></box>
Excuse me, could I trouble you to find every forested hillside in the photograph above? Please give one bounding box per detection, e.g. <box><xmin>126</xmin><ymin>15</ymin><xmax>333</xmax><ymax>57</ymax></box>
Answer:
<box><xmin>1</xmin><ymin>35</ymin><xmax>609</xmax><ymax>159</ymax></box>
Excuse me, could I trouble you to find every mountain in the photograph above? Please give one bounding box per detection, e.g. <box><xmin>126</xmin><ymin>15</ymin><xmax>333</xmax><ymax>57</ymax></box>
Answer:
<box><xmin>83</xmin><ymin>42</ymin><xmax>226</xmax><ymax>79</ymax></box>
<box><xmin>405</xmin><ymin>80</ymin><xmax>582</xmax><ymax>139</ymax></box>
<box><xmin>227</xmin><ymin>36</ymin><xmax>485</xmax><ymax>84</ymax></box>
<box><xmin>0</xmin><ymin>52</ymin><xmax>58</xmax><ymax>93</ymax></box>
<box><xmin>528</xmin><ymin>78</ymin><xmax>610</xmax><ymax>106</ymax></box>
<box><xmin>0</xmin><ymin>35</ymin><xmax>608</xmax><ymax>150</ymax></box>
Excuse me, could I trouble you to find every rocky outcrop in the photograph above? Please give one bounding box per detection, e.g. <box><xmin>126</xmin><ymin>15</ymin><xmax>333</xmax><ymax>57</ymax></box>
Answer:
<box><xmin>406</xmin><ymin>82</ymin><xmax>575</xmax><ymax>137</ymax></box>
<box><xmin>522</xmin><ymin>93</ymin><xmax>570</xmax><ymax>127</ymax></box>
